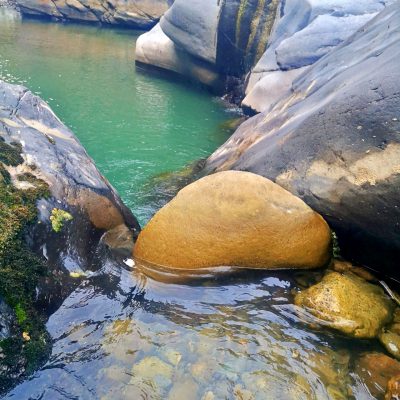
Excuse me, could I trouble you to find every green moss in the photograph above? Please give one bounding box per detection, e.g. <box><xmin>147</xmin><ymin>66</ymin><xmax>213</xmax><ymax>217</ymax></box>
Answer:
<box><xmin>50</xmin><ymin>208</ymin><xmax>73</xmax><ymax>232</ymax></box>
<box><xmin>14</xmin><ymin>303</ymin><xmax>27</xmax><ymax>325</ymax></box>
<box><xmin>235</xmin><ymin>0</ymin><xmax>249</xmax><ymax>45</ymax></box>
<box><xmin>0</xmin><ymin>138</ymin><xmax>23</xmax><ymax>166</ymax></box>
<box><xmin>0</xmin><ymin>140</ymin><xmax>51</xmax><ymax>393</ymax></box>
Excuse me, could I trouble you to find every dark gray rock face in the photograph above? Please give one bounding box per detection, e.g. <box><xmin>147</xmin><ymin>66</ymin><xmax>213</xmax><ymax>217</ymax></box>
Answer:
<box><xmin>0</xmin><ymin>80</ymin><xmax>140</xmax><ymax>286</ymax></box>
<box><xmin>16</xmin><ymin>0</ymin><xmax>173</xmax><ymax>29</ymax></box>
<box><xmin>206</xmin><ymin>2</ymin><xmax>400</xmax><ymax>276</ymax></box>
<box><xmin>0</xmin><ymin>298</ymin><xmax>13</xmax><ymax>341</ymax></box>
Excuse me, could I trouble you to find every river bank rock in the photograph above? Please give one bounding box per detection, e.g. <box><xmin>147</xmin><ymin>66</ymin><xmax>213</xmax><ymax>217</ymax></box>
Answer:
<box><xmin>16</xmin><ymin>0</ymin><xmax>173</xmax><ymax>29</ymax></box>
<box><xmin>243</xmin><ymin>0</ymin><xmax>395</xmax><ymax>113</ymax></box>
<box><xmin>295</xmin><ymin>271</ymin><xmax>393</xmax><ymax>338</ymax></box>
<box><xmin>136</xmin><ymin>0</ymin><xmax>280</xmax><ymax>89</ymax></box>
<box><xmin>206</xmin><ymin>2</ymin><xmax>400</xmax><ymax>276</ymax></box>
<box><xmin>0</xmin><ymin>81</ymin><xmax>140</xmax><ymax>269</ymax></box>
<box><xmin>135</xmin><ymin>171</ymin><xmax>331</xmax><ymax>270</ymax></box>
<box><xmin>0</xmin><ymin>80</ymin><xmax>140</xmax><ymax>391</ymax></box>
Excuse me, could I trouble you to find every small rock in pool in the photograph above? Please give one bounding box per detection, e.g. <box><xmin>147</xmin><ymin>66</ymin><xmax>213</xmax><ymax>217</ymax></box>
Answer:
<box><xmin>295</xmin><ymin>271</ymin><xmax>393</xmax><ymax>338</ymax></box>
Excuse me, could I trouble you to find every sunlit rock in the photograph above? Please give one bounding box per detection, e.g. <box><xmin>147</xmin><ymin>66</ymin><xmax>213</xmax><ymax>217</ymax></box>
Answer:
<box><xmin>295</xmin><ymin>272</ymin><xmax>393</xmax><ymax>338</ymax></box>
<box><xmin>135</xmin><ymin>171</ymin><xmax>331</xmax><ymax>270</ymax></box>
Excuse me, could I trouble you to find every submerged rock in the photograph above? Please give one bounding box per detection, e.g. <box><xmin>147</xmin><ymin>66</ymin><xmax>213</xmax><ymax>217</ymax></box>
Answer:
<box><xmin>135</xmin><ymin>170</ymin><xmax>331</xmax><ymax>270</ymax></box>
<box><xmin>295</xmin><ymin>271</ymin><xmax>393</xmax><ymax>338</ymax></box>
<box><xmin>386</xmin><ymin>375</ymin><xmax>400</xmax><ymax>400</ymax></box>
<box><xmin>16</xmin><ymin>0</ymin><xmax>173</xmax><ymax>29</ymax></box>
<box><xmin>355</xmin><ymin>353</ymin><xmax>400</xmax><ymax>399</ymax></box>
<box><xmin>206</xmin><ymin>2</ymin><xmax>400</xmax><ymax>276</ymax></box>
<box><xmin>380</xmin><ymin>309</ymin><xmax>400</xmax><ymax>360</ymax></box>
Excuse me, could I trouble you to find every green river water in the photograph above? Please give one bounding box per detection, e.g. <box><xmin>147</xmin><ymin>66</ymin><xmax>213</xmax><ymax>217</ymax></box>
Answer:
<box><xmin>0</xmin><ymin>8</ymin><xmax>389</xmax><ymax>400</ymax></box>
<box><xmin>0</xmin><ymin>8</ymin><xmax>237</xmax><ymax>225</ymax></box>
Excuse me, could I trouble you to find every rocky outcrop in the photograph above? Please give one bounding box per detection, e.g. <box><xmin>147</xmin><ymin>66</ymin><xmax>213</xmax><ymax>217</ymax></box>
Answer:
<box><xmin>0</xmin><ymin>80</ymin><xmax>140</xmax><ymax>391</ymax></box>
<box><xmin>136</xmin><ymin>0</ymin><xmax>280</xmax><ymax>89</ymax></box>
<box><xmin>205</xmin><ymin>2</ymin><xmax>400</xmax><ymax>275</ymax></box>
<box><xmin>135</xmin><ymin>171</ymin><xmax>331</xmax><ymax>271</ymax></box>
<box><xmin>243</xmin><ymin>0</ymin><xmax>395</xmax><ymax>112</ymax></box>
<box><xmin>135</xmin><ymin>0</ymin><xmax>393</xmax><ymax>97</ymax></box>
<box><xmin>16</xmin><ymin>0</ymin><xmax>173</xmax><ymax>29</ymax></box>
<box><xmin>0</xmin><ymin>80</ymin><xmax>140</xmax><ymax>270</ymax></box>
<box><xmin>295</xmin><ymin>271</ymin><xmax>393</xmax><ymax>338</ymax></box>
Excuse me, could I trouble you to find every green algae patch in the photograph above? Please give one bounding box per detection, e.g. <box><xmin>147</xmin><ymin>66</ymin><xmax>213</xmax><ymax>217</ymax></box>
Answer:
<box><xmin>50</xmin><ymin>208</ymin><xmax>73</xmax><ymax>232</ymax></box>
<box><xmin>0</xmin><ymin>141</ymin><xmax>51</xmax><ymax>393</ymax></box>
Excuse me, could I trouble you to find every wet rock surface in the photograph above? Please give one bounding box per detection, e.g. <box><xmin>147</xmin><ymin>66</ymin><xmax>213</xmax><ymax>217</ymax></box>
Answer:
<box><xmin>0</xmin><ymin>80</ymin><xmax>140</xmax><ymax>392</ymax></box>
<box><xmin>16</xmin><ymin>0</ymin><xmax>173</xmax><ymax>28</ymax></box>
<box><xmin>355</xmin><ymin>353</ymin><xmax>400</xmax><ymax>399</ymax></box>
<box><xmin>135</xmin><ymin>171</ymin><xmax>331</xmax><ymax>270</ymax></box>
<box><xmin>295</xmin><ymin>271</ymin><xmax>393</xmax><ymax>338</ymax></box>
<box><xmin>206</xmin><ymin>2</ymin><xmax>400</xmax><ymax>275</ymax></box>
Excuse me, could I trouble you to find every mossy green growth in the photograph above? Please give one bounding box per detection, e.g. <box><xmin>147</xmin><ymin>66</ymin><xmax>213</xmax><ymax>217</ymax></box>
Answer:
<box><xmin>0</xmin><ymin>140</ymin><xmax>51</xmax><ymax>393</ymax></box>
<box><xmin>50</xmin><ymin>208</ymin><xmax>73</xmax><ymax>232</ymax></box>
<box><xmin>0</xmin><ymin>138</ymin><xmax>23</xmax><ymax>166</ymax></box>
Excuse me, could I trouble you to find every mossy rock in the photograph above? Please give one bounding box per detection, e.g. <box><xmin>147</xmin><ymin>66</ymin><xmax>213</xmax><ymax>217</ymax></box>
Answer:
<box><xmin>0</xmin><ymin>141</ymin><xmax>51</xmax><ymax>393</ymax></box>
<box><xmin>295</xmin><ymin>271</ymin><xmax>394</xmax><ymax>338</ymax></box>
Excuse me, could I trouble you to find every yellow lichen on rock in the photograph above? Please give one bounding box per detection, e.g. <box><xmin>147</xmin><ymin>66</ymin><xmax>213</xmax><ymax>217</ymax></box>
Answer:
<box><xmin>134</xmin><ymin>171</ymin><xmax>331</xmax><ymax>270</ymax></box>
<box><xmin>295</xmin><ymin>272</ymin><xmax>393</xmax><ymax>338</ymax></box>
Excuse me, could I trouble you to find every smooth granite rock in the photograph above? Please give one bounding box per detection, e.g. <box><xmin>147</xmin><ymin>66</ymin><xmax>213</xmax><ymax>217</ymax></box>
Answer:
<box><xmin>243</xmin><ymin>0</ymin><xmax>395</xmax><ymax>112</ymax></box>
<box><xmin>135</xmin><ymin>171</ymin><xmax>331</xmax><ymax>271</ymax></box>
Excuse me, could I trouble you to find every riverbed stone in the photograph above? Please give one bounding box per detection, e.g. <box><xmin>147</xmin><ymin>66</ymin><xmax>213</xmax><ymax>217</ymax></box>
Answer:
<box><xmin>135</xmin><ymin>171</ymin><xmax>331</xmax><ymax>270</ymax></box>
<box><xmin>380</xmin><ymin>309</ymin><xmax>400</xmax><ymax>360</ymax></box>
<box><xmin>295</xmin><ymin>271</ymin><xmax>393</xmax><ymax>338</ymax></box>
<box><xmin>355</xmin><ymin>353</ymin><xmax>400</xmax><ymax>399</ymax></box>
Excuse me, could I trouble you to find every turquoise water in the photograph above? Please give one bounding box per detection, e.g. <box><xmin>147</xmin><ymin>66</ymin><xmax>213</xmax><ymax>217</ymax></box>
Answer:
<box><xmin>0</xmin><ymin>9</ymin><xmax>237</xmax><ymax>224</ymax></box>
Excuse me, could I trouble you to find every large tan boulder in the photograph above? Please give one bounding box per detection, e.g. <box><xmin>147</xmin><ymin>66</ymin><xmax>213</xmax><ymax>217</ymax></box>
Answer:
<box><xmin>134</xmin><ymin>171</ymin><xmax>331</xmax><ymax>270</ymax></box>
<box><xmin>295</xmin><ymin>272</ymin><xmax>393</xmax><ymax>338</ymax></box>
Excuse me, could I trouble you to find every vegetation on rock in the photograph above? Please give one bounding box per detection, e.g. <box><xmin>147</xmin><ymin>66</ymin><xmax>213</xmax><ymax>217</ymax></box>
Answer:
<box><xmin>0</xmin><ymin>140</ymin><xmax>51</xmax><ymax>393</ymax></box>
<box><xmin>50</xmin><ymin>208</ymin><xmax>73</xmax><ymax>232</ymax></box>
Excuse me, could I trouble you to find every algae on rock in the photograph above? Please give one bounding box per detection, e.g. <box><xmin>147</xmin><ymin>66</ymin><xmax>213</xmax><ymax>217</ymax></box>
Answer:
<box><xmin>0</xmin><ymin>140</ymin><xmax>51</xmax><ymax>393</ymax></box>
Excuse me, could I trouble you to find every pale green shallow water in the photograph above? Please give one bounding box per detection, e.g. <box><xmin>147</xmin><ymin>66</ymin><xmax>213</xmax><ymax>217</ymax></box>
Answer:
<box><xmin>0</xmin><ymin>8</ymin><xmax>237</xmax><ymax>225</ymax></box>
<box><xmin>0</xmin><ymin>9</ymin><xmax>389</xmax><ymax>400</ymax></box>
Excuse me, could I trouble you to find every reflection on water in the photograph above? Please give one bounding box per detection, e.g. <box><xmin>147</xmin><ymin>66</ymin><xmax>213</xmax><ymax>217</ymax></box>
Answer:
<box><xmin>5</xmin><ymin>259</ymin><xmax>382</xmax><ymax>399</ymax></box>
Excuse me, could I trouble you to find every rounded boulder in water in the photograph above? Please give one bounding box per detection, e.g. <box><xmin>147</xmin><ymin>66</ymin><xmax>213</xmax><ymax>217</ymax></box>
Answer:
<box><xmin>134</xmin><ymin>171</ymin><xmax>331</xmax><ymax>270</ymax></box>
